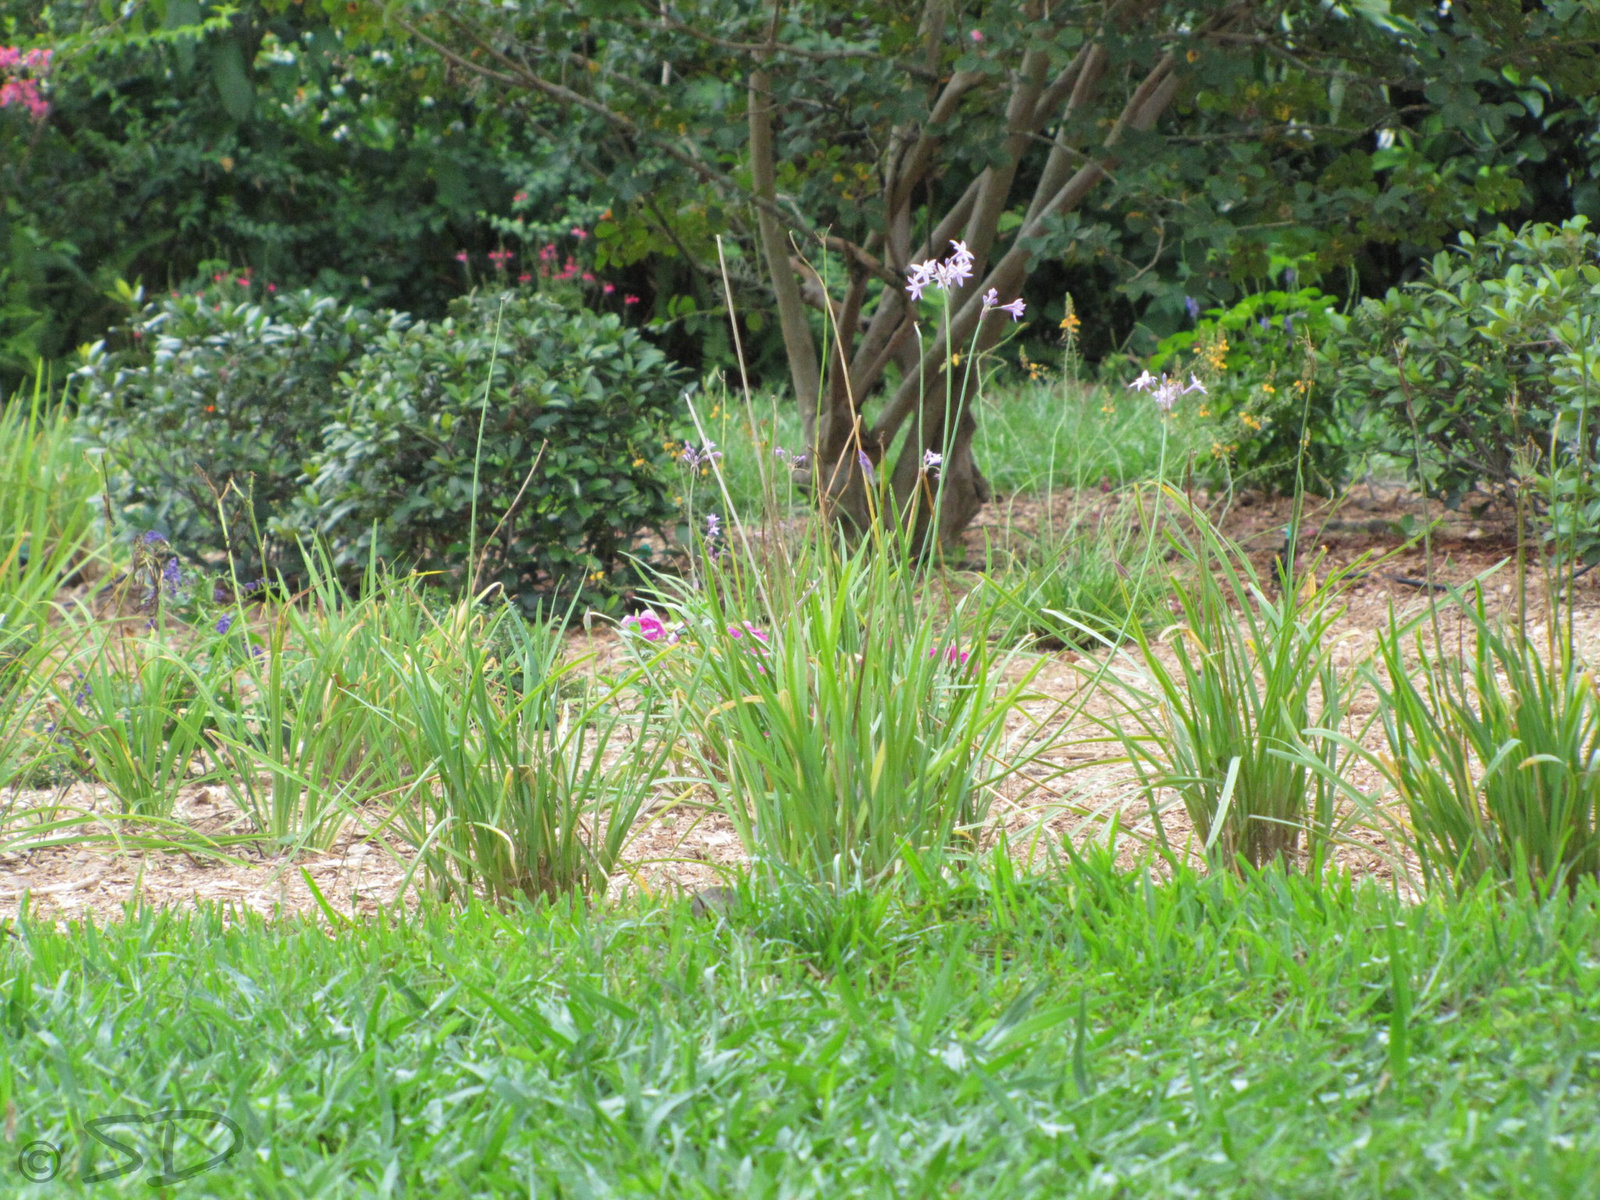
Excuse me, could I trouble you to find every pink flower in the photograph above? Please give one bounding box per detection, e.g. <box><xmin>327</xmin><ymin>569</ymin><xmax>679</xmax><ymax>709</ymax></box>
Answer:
<box><xmin>454</xmin><ymin>250</ymin><xmax>469</xmax><ymax>264</ymax></box>
<box><xmin>571</xmin><ymin>226</ymin><xmax>589</xmax><ymax>239</ymax></box>
<box><xmin>581</xmin><ymin>272</ymin><xmax>595</xmax><ymax>283</ymax></box>
<box><xmin>624</xmin><ymin>294</ymin><xmax>640</xmax><ymax>305</ymax></box>
<box><xmin>969</xmin><ymin>29</ymin><xmax>983</xmax><ymax>43</ymax></box>
<box><xmin>602</xmin><ymin>283</ymin><xmax>615</xmax><ymax>295</ymax></box>
<box><xmin>728</xmin><ymin>622</ymin><xmax>769</xmax><ymax>643</ymax></box>
<box><xmin>929</xmin><ymin>646</ymin><xmax>971</xmax><ymax>667</ymax></box>
<box><xmin>266</xmin><ymin>283</ymin><xmax>277</xmax><ymax>293</ymax></box>
<box><xmin>622</xmin><ymin>611</ymin><xmax>669</xmax><ymax>642</ymax></box>
<box><xmin>512</xmin><ymin>190</ymin><xmax>528</xmax><ymax>203</ymax></box>
<box><xmin>518</xmin><ymin>272</ymin><xmax>532</xmax><ymax>284</ymax></box>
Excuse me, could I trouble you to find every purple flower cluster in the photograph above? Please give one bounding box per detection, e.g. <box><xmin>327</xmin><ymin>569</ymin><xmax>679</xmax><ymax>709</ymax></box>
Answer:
<box><xmin>1128</xmin><ymin>370</ymin><xmax>1207</xmax><ymax>412</ymax></box>
<box><xmin>903</xmin><ymin>240</ymin><xmax>1027</xmax><ymax>320</ymax></box>
<box><xmin>680</xmin><ymin>442</ymin><xmax>722</xmax><ymax>469</ymax></box>
<box><xmin>905</xmin><ymin>240</ymin><xmax>976</xmax><ymax>301</ymax></box>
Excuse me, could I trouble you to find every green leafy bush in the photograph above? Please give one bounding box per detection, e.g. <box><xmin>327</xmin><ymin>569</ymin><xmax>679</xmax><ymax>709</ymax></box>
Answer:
<box><xmin>1151</xmin><ymin>264</ymin><xmax>1349</xmax><ymax>494</ymax></box>
<box><xmin>75</xmin><ymin>276</ymin><xmax>400</xmax><ymax>579</ymax></box>
<box><xmin>1333</xmin><ymin>218</ymin><xmax>1600</xmax><ymax>564</ymax></box>
<box><xmin>297</xmin><ymin>291</ymin><xmax>685</xmax><ymax>604</ymax></box>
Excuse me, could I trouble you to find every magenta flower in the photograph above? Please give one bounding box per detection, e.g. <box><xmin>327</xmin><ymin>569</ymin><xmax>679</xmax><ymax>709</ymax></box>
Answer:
<box><xmin>454</xmin><ymin>250</ymin><xmax>469</xmax><ymax>264</ymax></box>
<box><xmin>929</xmin><ymin>646</ymin><xmax>971</xmax><ymax>667</ymax></box>
<box><xmin>622</xmin><ymin>611</ymin><xmax>669</xmax><ymax>642</ymax></box>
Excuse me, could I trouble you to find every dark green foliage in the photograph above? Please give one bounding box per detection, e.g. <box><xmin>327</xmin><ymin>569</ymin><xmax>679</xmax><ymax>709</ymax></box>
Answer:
<box><xmin>299</xmin><ymin>291</ymin><xmax>686</xmax><ymax>605</ymax></box>
<box><xmin>74</xmin><ymin>277</ymin><xmax>402</xmax><ymax>580</ymax></box>
<box><xmin>1333</xmin><ymin>218</ymin><xmax>1600</xmax><ymax>563</ymax></box>
<box><xmin>0</xmin><ymin>0</ymin><xmax>529</xmax><ymax>391</ymax></box>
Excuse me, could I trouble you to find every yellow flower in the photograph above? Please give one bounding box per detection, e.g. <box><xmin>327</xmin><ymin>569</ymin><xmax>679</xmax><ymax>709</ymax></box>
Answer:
<box><xmin>631</xmin><ymin>457</ymin><xmax>645</xmax><ymax>468</ymax></box>
<box><xmin>950</xmin><ymin>352</ymin><xmax>962</xmax><ymax>367</ymax></box>
<box><xmin>1241</xmin><ymin>413</ymin><xmax>1262</xmax><ymax>431</ymax></box>
<box><xmin>1261</xmin><ymin>383</ymin><xmax>1276</xmax><ymax>394</ymax></box>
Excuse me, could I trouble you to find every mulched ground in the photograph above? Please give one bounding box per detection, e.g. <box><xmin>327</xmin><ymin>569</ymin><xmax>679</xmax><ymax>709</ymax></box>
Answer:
<box><xmin>4</xmin><ymin>482</ymin><xmax>1596</xmax><ymax>923</ymax></box>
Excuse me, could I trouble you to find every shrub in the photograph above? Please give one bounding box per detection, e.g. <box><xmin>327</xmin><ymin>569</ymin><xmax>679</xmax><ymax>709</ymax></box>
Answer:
<box><xmin>1151</xmin><ymin>263</ymin><xmax>1349</xmax><ymax>495</ymax></box>
<box><xmin>297</xmin><ymin>290</ymin><xmax>685</xmax><ymax>605</ymax></box>
<box><xmin>74</xmin><ymin>275</ymin><xmax>401</xmax><ymax>580</ymax></box>
<box><xmin>1333</xmin><ymin>218</ymin><xmax>1600</xmax><ymax>565</ymax></box>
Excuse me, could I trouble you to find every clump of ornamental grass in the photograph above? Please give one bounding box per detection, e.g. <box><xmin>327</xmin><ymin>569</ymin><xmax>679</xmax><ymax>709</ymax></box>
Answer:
<box><xmin>46</xmin><ymin>623</ymin><xmax>221</xmax><ymax>820</ymax></box>
<box><xmin>367</xmin><ymin>592</ymin><xmax>670</xmax><ymax>905</ymax></box>
<box><xmin>0</xmin><ymin>372</ymin><xmax>101</xmax><ymax>633</ymax></box>
<box><xmin>1090</xmin><ymin>488</ymin><xmax>1358</xmax><ymax>873</ymax></box>
<box><xmin>184</xmin><ymin>544</ymin><xmax>426</xmax><ymax>852</ymax></box>
<box><xmin>1316</xmin><ymin>589</ymin><xmax>1600</xmax><ymax>897</ymax></box>
<box><xmin>626</xmin><ymin>432</ymin><xmax>1050</xmax><ymax>883</ymax></box>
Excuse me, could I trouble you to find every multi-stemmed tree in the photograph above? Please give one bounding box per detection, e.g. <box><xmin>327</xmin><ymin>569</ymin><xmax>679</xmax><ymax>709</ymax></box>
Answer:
<box><xmin>328</xmin><ymin>0</ymin><xmax>1598</xmax><ymax>546</ymax></box>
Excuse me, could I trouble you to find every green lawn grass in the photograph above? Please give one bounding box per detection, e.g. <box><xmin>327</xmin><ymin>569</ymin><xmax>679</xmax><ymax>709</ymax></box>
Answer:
<box><xmin>684</xmin><ymin>373</ymin><xmax>1204</xmax><ymax>518</ymax></box>
<box><xmin>6</xmin><ymin>862</ymin><xmax>1599</xmax><ymax>1197</ymax></box>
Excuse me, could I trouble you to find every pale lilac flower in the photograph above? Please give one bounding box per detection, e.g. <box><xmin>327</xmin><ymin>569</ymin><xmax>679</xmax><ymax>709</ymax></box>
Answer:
<box><xmin>981</xmin><ymin>287</ymin><xmax>999</xmax><ymax>307</ymax></box>
<box><xmin>857</xmin><ymin>449</ymin><xmax>876</xmax><ymax>482</ymax></box>
<box><xmin>905</xmin><ymin>241</ymin><xmax>976</xmax><ymax>301</ymax></box>
<box><xmin>1129</xmin><ymin>371</ymin><xmax>1206</xmax><ymax>412</ymax></box>
<box><xmin>999</xmin><ymin>297</ymin><xmax>1026</xmax><ymax>321</ymax></box>
<box><xmin>705</xmin><ymin>512</ymin><xmax>721</xmax><ymax>539</ymax></box>
<box><xmin>905</xmin><ymin>260</ymin><xmax>936</xmax><ymax>302</ymax></box>
<box><xmin>922</xmin><ymin>450</ymin><xmax>943</xmax><ymax>476</ymax></box>
<box><xmin>1184</xmin><ymin>295</ymin><xmax>1200</xmax><ymax>321</ymax></box>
